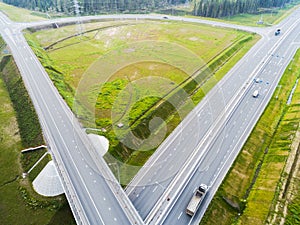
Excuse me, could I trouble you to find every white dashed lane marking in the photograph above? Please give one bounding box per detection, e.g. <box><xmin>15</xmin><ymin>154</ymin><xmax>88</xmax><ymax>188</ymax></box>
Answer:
<box><xmin>152</xmin><ymin>186</ymin><xmax>158</xmax><ymax>193</ymax></box>
<box><xmin>177</xmin><ymin>212</ymin><xmax>183</xmax><ymax>220</ymax></box>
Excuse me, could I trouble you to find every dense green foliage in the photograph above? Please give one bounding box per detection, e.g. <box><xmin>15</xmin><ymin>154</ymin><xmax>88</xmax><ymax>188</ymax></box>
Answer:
<box><xmin>194</xmin><ymin>0</ymin><xmax>296</xmax><ymax>17</ymax></box>
<box><xmin>286</xmin><ymin>194</ymin><xmax>300</xmax><ymax>225</ymax></box>
<box><xmin>0</xmin><ymin>55</ymin><xmax>44</xmax><ymax>147</ymax></box>
<box><xmin>3</xmin><ymin>0</ymin><xmax>186</xmax><ymax>14</ymax></box>
<box><xmin>3</xmin><ymin>0</ymin><xmax>299</xmax><ymax>18</ymax></box>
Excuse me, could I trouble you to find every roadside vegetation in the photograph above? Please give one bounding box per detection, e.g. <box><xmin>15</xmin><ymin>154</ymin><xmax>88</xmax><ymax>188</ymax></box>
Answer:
<box><xmin>25</xmin><ymin>20</ymin><xmax>259</xmax><ymax>183</ymax></box>
<box><xmin>0</xmin><ymin>54</ymin><xmax>50</xmax><ymax>176</ymax></box>
<box><xmin>1</xmin><ymin>0</ymin><xmax>299</xmax><ymax>26</ymax></box>
<box><xmin>0</xmin><ymin>55</ymin><xmax>43</xmax><ymax>148</ymax></box>
<box><xmin>193</xmin><ymin>0</ymin><xmax>299</xmax><ymax>19</ymax></box>
<box><xmin>286</xmin><ymin>189</ymin><xmax>300</xmax><ymax>225</ymax></box>
<box><xmin>0</xmin><ymin>39</ymin><xmax>75</xmax><ymax>224</ymax></box>
<box><xmin>200</xmin><ymin>49</ymin><xmax>300</xmax><ymax>225</ymax></box>
<box><xmin>177</xmin><ymin>0</ymin><xmax>300</xmax><ymax>27</ymax></box>
<box><xmin>2</xmin><ymin>0</ymin><xmax>299</xmax><ymax>22</ymax></box>
<box><xmin>221</xmin><ymin>0</ymin><xmax>300</xmax><ymax>27</ymax></box>
<box><xmin>0</xmin><ymin>2</ymin><xmax>47</xmax><ymax>22</ymax></box>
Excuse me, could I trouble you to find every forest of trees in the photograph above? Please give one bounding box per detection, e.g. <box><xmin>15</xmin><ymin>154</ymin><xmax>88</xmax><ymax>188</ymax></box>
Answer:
<box><xmin>2</xmin><ymin>0</ymin><xmax>297</xmax><ymax>17</ymax></box>
<box><xmin>2</xmin><ymin>0</ymin><xmax>186</xmax><ymax>14</ymax></box>
<box><xmin>194</xmin><ymin>0</ymin><xmax>295</xmax><ymax>17</ymax></box>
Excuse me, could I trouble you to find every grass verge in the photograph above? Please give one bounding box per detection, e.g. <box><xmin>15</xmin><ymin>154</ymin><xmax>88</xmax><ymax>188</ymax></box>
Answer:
<box><xmin>0</xmin><ymin>55</ymin><xmax>44</xmax><ymax>148</ymax></box>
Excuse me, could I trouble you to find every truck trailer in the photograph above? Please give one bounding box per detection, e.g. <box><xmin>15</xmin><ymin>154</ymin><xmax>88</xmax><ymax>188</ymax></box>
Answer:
<box><xmin>186</xmin><ymin>184</ymin><xmax>208</xmax><ymax>216</ymax></box>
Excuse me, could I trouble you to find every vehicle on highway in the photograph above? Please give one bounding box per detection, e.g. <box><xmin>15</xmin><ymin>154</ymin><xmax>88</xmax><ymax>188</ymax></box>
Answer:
<box><xmin>252</xmin><ymin>90</ymin><xmax>259</xmax><ymax>98</ymax></box>
<box><xmin>186</xmin><ymin>184</ymin><xmax>208</xmax><ymax>216</ymax></box>
<box><xmin>275</xmin><ymin>28</ymin><xmax>281</xmax><ymax>36</ymax></box>
<box><xmin>255</xmin><ymin>78</ymin><xmax>261</xmax><ymax>83</ymax></box>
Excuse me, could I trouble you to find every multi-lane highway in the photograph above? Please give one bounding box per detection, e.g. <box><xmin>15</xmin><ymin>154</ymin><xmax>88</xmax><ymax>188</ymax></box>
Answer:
<box><xmin>0</xmin><ymin>12</ymin><xmax>143</xmax><ymax>225</ymax></box>
<box><xmin>162</xmin><ymin>19</ymin><xmax>300</xmax><ymax>225</ymax></box>
<box><xmin>0</xmin><ymin>5</ymin><xmax>299</xmax><ymax>225</ymax></box>
<box><xmin>125</xmin><ymin>7</ymin><xmax>300</xmax><ymax>225</ymax></box>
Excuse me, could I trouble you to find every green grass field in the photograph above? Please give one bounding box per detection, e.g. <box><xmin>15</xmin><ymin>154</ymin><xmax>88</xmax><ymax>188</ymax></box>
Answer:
<box><xmin>26</xmin><ymin>20</ymin><xmax>259</xmax><ymax>183</ymax></box>
<box><xmin>200</xmin><ymin>49</ymin><xmax>300</xmax><ymax>225</ymax></box>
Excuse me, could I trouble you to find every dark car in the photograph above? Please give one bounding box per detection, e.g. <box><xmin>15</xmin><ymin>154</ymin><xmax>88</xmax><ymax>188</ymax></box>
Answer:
<box><xmin>275</xmin><ymin>29</ymin><xmax>281</xmax><ymax>36</ymax></box>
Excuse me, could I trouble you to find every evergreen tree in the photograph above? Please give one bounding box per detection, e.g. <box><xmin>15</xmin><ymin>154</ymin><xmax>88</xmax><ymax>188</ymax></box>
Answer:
<box><xmin>193</xmin><ymin>0</ymin><xmax>294</xmax><ymax>18</ymax></box>
<box><xmin>2</xmin><ymin>0</ymin><xmax>296</xmax><ymax>17</ymax></box>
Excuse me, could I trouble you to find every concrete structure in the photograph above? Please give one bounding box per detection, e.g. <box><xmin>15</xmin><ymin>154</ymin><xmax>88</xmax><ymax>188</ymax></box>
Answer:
<box><xmin>33</xmin><ymin>161</ymin><xmax>64</xmax><ymax>197</ymax></box>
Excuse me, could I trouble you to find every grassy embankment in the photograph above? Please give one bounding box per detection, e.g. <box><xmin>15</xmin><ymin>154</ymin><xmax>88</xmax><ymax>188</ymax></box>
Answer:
<box><xmin>0</xmin><ymin>39</ymin><xmax>75</xmax><ymax>224</ymax></box>
<box><xmin>285</xmin><ymin>180</ymin><xmax>300</xmax><ymax>225</ymax></box>
<box><xmin>200</xmin><ymin>49</ymin><xmax>300</xmax><ymax>225</ymax></box>
<box><xmin>0</xmin><ymin>2</ymin><xmax>47</xmax><ymax>22</ymax></box>
<box><xmin>0</xmin><ymin>52</ymin><xmax>49</xmax><ymax>180</ymax></box>
<box><xmin>25</xmin><ymin>20</ymin><xmax>259</xmax><ymax>184</ymax></box>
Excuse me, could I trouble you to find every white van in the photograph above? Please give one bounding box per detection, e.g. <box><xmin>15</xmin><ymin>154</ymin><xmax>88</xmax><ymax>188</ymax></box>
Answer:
<box><xmin>252</xmin><ymin>90</ymin><xmax>259</xmax><ymax>98</ymax></box>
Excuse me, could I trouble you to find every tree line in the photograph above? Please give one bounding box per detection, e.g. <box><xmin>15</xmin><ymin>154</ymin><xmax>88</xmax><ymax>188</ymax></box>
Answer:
<box><xmin>2</xmin><ymin>0</ymin><xmax>186</xmax><ymax>14</ymax></box>
<box><xmin>193</xmin><ymin>0</ymin><xmax>295</xmax><ymax>18</ymax></box>
<box><xmin>2</xmin><ymin>0</ymin><xmax>298</xmax><ymax>17</ymax></box>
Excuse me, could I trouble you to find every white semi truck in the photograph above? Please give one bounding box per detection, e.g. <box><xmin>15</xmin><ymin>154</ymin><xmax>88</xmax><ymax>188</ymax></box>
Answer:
<box><xmin>186</xmin><ymin>184</ymin><xmax>208</xmax><ymax>216</ymax></box>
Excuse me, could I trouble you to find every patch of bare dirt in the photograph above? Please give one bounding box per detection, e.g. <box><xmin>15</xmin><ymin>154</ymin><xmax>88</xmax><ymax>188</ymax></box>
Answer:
<box><xmin>3</xmin><ymin>117</ymin><xmax>20</xmax><ymax>146</ymax></box>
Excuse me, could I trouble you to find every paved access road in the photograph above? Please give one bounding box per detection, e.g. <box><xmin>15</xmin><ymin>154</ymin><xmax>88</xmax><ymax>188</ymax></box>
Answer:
<box><xmin>0</xmin><ymin>12</ymin><xmax>143</xmax><ymax>225</ymax></box>
<box><xmin>125</xmin><ymin>7</ymin><xmax>300</xmax><ymax>225</ymax></box>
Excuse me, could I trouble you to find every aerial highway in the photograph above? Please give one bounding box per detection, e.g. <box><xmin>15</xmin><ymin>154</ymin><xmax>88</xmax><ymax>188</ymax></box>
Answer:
<box><xmin>161</xmin><ymin>18</ymin><xmax>300</xmax><ymax>225</ymax></box>
<box><xmin>0</xmin><ymin>12</ymin><xmax>143</xmax><ymax>225</ymax></box>
<box><xmin>0</xmin><ymin>5</ymin><xmax>299</xmax><ymax>225</ymax></box>
<box><xmin>125</xmin><ymin>6</ymin><xmax>300</xmax><ymax>225</ymax></box>
<box><xmin>0</xmin><ymin>10</ymin><xmax>268</xmax><ymax>225</ymax></box>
